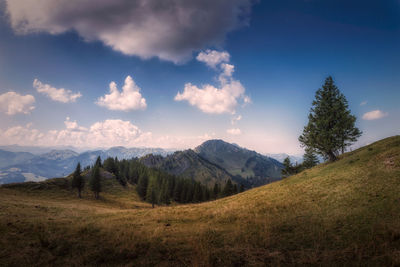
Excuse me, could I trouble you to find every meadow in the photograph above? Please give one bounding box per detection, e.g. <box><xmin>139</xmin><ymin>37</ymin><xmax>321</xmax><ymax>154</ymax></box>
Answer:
<box><xmin>1</xmin><ymin>136</ymin><xmax>399</xmax><ymax>266</ymax></box>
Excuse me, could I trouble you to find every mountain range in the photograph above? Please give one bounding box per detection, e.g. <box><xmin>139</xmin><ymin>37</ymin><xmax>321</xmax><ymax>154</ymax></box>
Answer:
<box><xmin>0</xmin><ymin>140</ymin><xmax>284</xmax><ymax>187</ymax></box>
<box><xmin>0</xmin><ymin>147</ymin><xmax>173</xmax><ymax>184</ymax></box>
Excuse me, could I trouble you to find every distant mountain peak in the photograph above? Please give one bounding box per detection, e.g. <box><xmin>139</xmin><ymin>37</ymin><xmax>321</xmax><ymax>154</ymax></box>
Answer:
<box><xmin>192</xmin><ymin>139</ymin><xmax>283</xmax><ymax>186</ymax></box>
<box><xmin>194</xmin><ymin>139</ymin><xmax>241</xmax><ymax>153</ymax></box>
<box><xmin>41</xmin><ymin>149</ymin><xmax>79</xmax><ymax>160</ymax></box>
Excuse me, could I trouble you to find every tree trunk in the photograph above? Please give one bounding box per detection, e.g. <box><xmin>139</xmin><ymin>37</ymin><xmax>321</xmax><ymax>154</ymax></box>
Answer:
<box><xmin>78</xmin><ymin>189</ymin><xmax>81</xmax><ymax>198</ymax></box>
<box><xmin>327</xmin><ymin>151</ymin><xmax>337</xmax><ymax>162</ymax></box>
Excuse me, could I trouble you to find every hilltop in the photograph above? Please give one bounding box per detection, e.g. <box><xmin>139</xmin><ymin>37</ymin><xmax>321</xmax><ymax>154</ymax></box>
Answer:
<box><xmin>0</xmin><ymin>136</ymin><xmax>399</xmax><ymax>265</ymax></box>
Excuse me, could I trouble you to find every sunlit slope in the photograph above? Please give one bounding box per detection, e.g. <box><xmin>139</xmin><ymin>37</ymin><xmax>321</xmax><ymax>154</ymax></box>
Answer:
<box><xmin>1</xmin><ymin>136</ymin><xmax>399</xmax><ymax>266</ymax></box>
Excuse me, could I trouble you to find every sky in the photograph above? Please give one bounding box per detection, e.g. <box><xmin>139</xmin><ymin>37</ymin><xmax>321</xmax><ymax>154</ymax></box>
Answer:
<box><xmin>0</xmin><ymin>0</ymin><xmax>399</xmax><ymax>155</ymax></box>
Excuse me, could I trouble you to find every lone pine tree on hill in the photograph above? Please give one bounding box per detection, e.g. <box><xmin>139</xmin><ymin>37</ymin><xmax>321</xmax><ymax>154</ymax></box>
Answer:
<box><xmin>71</xmin><ymin>162</ymin><xmax>84</xmax><ymax>198</ymax></box>
<box><xmin>299</xmin><ymin>76</ymin><xmax>362</xmax><ymax>162</ymax></box>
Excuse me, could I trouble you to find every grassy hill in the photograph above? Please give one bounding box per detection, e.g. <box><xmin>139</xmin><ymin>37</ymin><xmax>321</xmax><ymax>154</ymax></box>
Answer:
<box><xmin>1</xmin><ymin>136</ymin><xmax>399</xmax><ymax>266</ymax></box>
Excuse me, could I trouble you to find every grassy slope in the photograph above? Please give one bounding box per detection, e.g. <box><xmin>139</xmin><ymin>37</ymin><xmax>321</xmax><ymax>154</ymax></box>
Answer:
<box><xmin>1</xmin><ymin>136</ymin><xmax>400</xmax><ymax>266</ymax></box>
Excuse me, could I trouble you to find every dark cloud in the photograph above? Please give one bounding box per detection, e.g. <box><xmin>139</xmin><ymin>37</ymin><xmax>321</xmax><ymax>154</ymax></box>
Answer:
<box><xmin>6</xmin><ymin>0</ymin><xmax>255</xmax><ymax>63</ymax></box>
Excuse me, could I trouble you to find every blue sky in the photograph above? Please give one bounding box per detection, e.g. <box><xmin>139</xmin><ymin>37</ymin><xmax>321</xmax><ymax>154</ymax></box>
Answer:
<box><xmin>0</xmin><ymin>0</ymin><xmax>399</xmax><ymax>154</ymax></box>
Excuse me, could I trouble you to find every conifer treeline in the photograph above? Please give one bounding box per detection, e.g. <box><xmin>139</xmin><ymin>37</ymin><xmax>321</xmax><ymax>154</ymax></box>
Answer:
<box><xmin>98</xmin><ymin>156</ymin><xmax>244</xmax><ymax>205</ymax></box>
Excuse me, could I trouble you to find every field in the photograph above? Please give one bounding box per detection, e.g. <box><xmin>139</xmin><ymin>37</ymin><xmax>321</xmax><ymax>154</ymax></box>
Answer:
<box><xmin>1</xmin><ymin>136</ymin><xmax>400</xmax><ymax>266</ymax></box>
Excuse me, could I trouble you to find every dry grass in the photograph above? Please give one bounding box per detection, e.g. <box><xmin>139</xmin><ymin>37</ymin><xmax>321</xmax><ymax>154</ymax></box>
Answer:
<box><xmin>1</xmin><ymin>136</ymin><xmax>400</xmax><ymax>266</ymax></box>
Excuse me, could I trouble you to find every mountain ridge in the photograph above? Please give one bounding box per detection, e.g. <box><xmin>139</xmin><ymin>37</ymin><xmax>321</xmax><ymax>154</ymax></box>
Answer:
<box><xmin>194</xmin><ymin>139</ymin><xmax>283</xmax><ymax>186</ymax></box>
<box><xmin>140</xmin><ymin>139</ymin><xmax>283</xmax><ymax>187</ymax></box>
<box><xmin>0</xmin><ymin>140</ymin><xmax>282</xmax><ymax>187</ymax></box>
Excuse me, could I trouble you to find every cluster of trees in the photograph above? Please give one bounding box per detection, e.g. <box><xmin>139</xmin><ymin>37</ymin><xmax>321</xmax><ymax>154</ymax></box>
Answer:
<box><xmin>71</xmin><ymin>157</ymin><xmax>102</xmax><ymax>199</ymax></box>
<box><xmin>282</xmin><ymin>148</ymin><xmax>319</xmax><ymax>177</ymax></box>
<box><xmin>71</xmin><ymin>156</ymin><xmax>244</xmax><ymax>205</ymax></box>
<box><xmin>103</xmin><ymin>156</ymin><xmax>244</xmax><ymax>206</ymax></box>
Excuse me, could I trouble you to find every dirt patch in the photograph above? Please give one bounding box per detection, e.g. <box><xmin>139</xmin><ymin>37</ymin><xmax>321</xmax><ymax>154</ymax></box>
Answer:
<box><xmin>384</xmin><ymin>156</ymin><xmax>397</xmax><ymax>169</ymax></box>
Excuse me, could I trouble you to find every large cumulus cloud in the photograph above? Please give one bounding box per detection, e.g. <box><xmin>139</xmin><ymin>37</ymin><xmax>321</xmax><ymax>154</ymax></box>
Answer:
<box><xmin>5</xmin><ymin>0</ymin><xmax>254</xmax><ymax>63</ymax></box>
<box><xmin>175</xmin><ymin>50</ymin><xmax>250</xmax><ymax>114</ymax></box>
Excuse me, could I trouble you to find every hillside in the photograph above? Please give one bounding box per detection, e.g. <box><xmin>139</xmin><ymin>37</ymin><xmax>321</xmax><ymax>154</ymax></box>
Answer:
<box><xmin>140</xmin><ymin>140</ymin><xmax>283</xmax><ymax>188</ymax></box>
<box><xmin>140</xmin><ymin>149</ymin><xmax>236</xmax><ymax>186</ymax></box>
<box><xmin>195</xmin><ymin>139</ymin><xmax>283</xmax><ymax>185</ymax></box>
<box><xmin>1</xmin><ymin>136</ymin><xmax>400</xmax><ymax>265</ymax></box>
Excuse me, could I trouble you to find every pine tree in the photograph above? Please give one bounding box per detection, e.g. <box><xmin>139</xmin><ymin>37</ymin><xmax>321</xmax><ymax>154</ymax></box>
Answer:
<box><xmin>239</xmin><ymin>184</ymin><xmax>245</xmax><ymax>193</ymax></box>
<box><xmin>159</xmin><ymin>179</ymin><xmax>170</xmax><ymax>205</ymax></box>
<box><xmin>282</xmin><ymin>157</ymin><xmax>293</xmax><ymax>177</ymax></box>
<box><xmin>233</xmin><ymin>184</ymin><xmax>238</xmax><ymax>195</ymax></box>
<box><xmin>282</xmin><ymin>157</ymin><xmax>302</xmax><ymax>177</ymax></box>
<box><xmin>146</xmin><ymin>177</ymin><xmax>158</xmax><ymax>208</ymax></box>
<box><xmin>213</xmin><ymin>182</ymin><xmax>220</xmax><ymax>199</ymax></box>
<box><xmin>104</xmin><ymin>157</ymin><xmax>116</xmax><ymax>174</ymax></box>
<box><xmin>71</xmin><ymin>162</ymin><xmax>84</xmax><ymax>198</ymax></box>
<box><xmin>223</xmin><ymin>179</ymin><xmax>233</xmax><ymax>197</ymax></box>
<box><xmin>95</xmin><ymin>156</ymin><xmax>102</xmax><ymax>168</ymax></box>
<box><xmin>173</xmin><ymin>179</ymin><xmax>183</xmax><ymax>202</ymax></box>
<box><xmin>137</xmin><ymin>172</ymin><xmax>149</xmax><ymax>200</ymax></box>
<box><xmin>299</xmin><ymin>76</ymin><xmax>361</xmax><ymax>161</ymax></box>
<box><xmin>302</xmin><ymin>147</ymin><xmax>319</xmax><ymax>169</ymax></box>
<box><xmin>193</xmin><ymin>182</ymin><xmax>202</xmax><ymax>202</ymax></box>
<box><xmin>90</xmin><ymin>164</ymin><xmax>101</xmax><ymax>199</ymax></box>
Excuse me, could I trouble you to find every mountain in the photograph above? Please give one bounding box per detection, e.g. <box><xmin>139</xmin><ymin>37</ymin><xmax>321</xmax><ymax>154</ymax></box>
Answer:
<box><xmin>266</xmin><ymin>153</ymin><xmax>303</xmax><ymax>164</ymax></box>
<box><xmin>0</xmin><ymin>149</ymin><xmax>35</xmax><ymax>168</ymax></box>
<box><xmin>105</xmin><ymin>146</ymin><xmax>172</xmax><ymax>159</ymax></box>
<box><xmin>0</xmin><ymin>145</ymin><xmax>84</xmax><ymax>155</ymax></box>
<box><xmin>1</xmin><ymin>136</ymin><xmax>399</xmax><ymax>266</ymax></box>
<box><xmin>194</xmin><ymin>139</ymin><xmax>283</xmax><ymax>186</ymax></box>
<box><xmin>139</xmin><ymin>140</ymin><xmax>283</xmax><ymax>187</ymax></box>
<box><xmin>0</xmin><ymin>147</ymin><xmax>173</xmax><ymax>184</ymax></box>
<box><xmin>140</xmin><ymin>149</ymin><xmax>235</xmax><ymax>186</ymax></box>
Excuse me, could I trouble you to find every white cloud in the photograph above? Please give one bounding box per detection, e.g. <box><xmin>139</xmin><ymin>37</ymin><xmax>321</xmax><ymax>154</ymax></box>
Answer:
<box><xmin>0</xmin><ymin>91</ymin><xmax>35</xmax><ymax>115</ymax></box>
<box><xmin>152</xmin><ymin>133</ymin><xmax>216</xmax><ymax>150</ymax></box>
<box><xmin>0</xmin><ymin>118</ymin><xmax>152</xmax><ymax>148</ymax></box>
<box><xmin>360</xmin><ymin>101</ymin><xmax>367</xmax><ymax>106</ymax></box>
<box><xmin>226</xmin><ymin>128</ymin><xmax>241</xmax><ymax>135</ymax></box>
<box><xmin>96</xmin><ymin>76</ymin><xmax>147</xmax><ymax>111</ymax></box>
<box><xmin>196</xmin><ymin>50</ymin><xmax>230</xmax><ymax>68</ymax></box>
<box><xmin>33</xmin><ymin>79</ymin><xmax>81</xmax><ymax>103</ymax></box>
<box><xmin>5</xmin><ymin>0</ymin><xmax>254</xmax><ymax>63</ymax></box>
<box><xmin>175</xmin><ymin>50</ymin><xmax>250</xmax><ymax>114</ymax></box>
<box><xmin>362</xmin><ymin>110</ymin><xmax>388</xmax><ymax>120</ymax></box>
<box><xmin>243</xmin><ymin>95</ymin><xmax>252</xmax><ymax>105</ymax></box>
<box><xmin>231</xmin><ymin>115</ymin><xmax>242</xmax><ymax>125</ymax></box>
<box><xmin>64</xmin><ymin>117</ymin><xmax>87</xmax><ymax>131</ymax></box>
<box><xmin>0</xmin><ymin>118</ymin><xmax>215</xmax><ymax>150</ymax></box>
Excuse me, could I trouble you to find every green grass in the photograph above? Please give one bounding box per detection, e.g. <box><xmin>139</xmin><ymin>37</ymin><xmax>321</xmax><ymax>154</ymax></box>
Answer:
<box><xmin>1</xmin><ymin>136</ymin><xmax>400</xmax><ymax>266</ymax></box>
